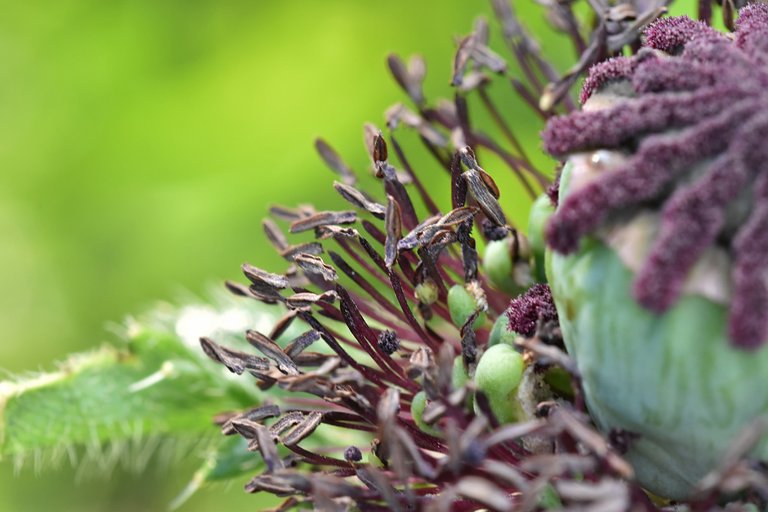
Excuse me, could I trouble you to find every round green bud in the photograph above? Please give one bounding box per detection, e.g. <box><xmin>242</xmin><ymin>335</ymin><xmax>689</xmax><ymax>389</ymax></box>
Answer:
<box><xmin>527</xmin><ymin>193</ymin><xmax>555</xmax><ymax>284</ymax></box>
<box><xmin>487</xmin><ymin>314</ymin><xmax>518</xmax><ymax>347</ymax></box>
<box><xmin>473</xmin><ymin>344</ymin><xmax>525</xmax><ymax>424</ymax></box>
<box><xmin>414</xmin><ymin>279</ymin><xmax>438</xmax><ymax>305</ymax></box>
<box><xmin>451</xmin><ymin>355</ymin><xmax>470</xmax><ymax>389</ymax></box>
<box><xmin>451</xmin><ymin>355</ymin><xmax>474</xmax><ymax>410</ymax></box>
<box><xmin>482</xmin><ymin>234</ymin><xmax>535</xmax><ymax>294</ymax></box>
<box><xmin>410</xmin><ymin>390</ymin><xmax>441</xmax><ymax>437</ymax></box>
<box><xmin>447</xmin><ymin>284</ymin><xmax>485</xmax><ymax>330</ymax></box>
<box><xmin>482</xmin><ymin>239</ymin><xmax>517</xmax><ymax>294</ymax></box>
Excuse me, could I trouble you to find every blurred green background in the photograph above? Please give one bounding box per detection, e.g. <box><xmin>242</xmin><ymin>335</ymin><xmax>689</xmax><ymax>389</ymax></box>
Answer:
<box><xmin>0</xmin><ymin>1</ymin><xmax>572</xmax><ymax>510</ymax></box>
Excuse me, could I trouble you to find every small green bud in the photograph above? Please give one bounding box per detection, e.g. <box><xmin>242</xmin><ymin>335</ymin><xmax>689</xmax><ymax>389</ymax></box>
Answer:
<box><xmin>414</xmin><ymin>279</ymin><xmax>438</xmax><ymax>305</ymax></box>
<box><xmin>487</xmin><ymin>314</ymin><xmax>517</xmax><ymax>347</ymax></box>
<box><xmin>482</xmin><ymin>239</ymin><xmax>516</xmax><ymax>293</ymax></box>
<box><xmin>410</xmin><ymin>390</ymin><xmax>441</xmax><ymax>437</ymax></box>
<box><xmin>473</xmin><ymin>344</ymin><xmax>525</xmax><ymax>424</ymax></box>
<box><xmin>451</xmin><ymin>355</ymin><xmax>469</xmax><ymax>389</ymax></box>
<box><xmin>482</xmin><ymin>234</ymin><xmax>534</xmax><ymax>294</ymax></box>
<box><xmin>527</xmin><ymin>193</ymin><xmax>555</xmax><ymax>283</ymax></box>
<box><xmin>451</xmin><ymin>355</ymin><xmax>474</xmax><ymax>410</ymax></box>
<box><xmin>447</xmin><ymin>284</ymin><xmax>485</xmax><ymax>330</ymax></box>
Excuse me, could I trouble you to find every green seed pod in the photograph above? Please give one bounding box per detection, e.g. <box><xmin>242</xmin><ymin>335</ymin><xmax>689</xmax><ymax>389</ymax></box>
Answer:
<box><xmin>487</xmin><ymin>313</ymin><xmax>517</xmax><ymax>347</ymax></box>
<box><xmin>547</xmin><ymin>152</ymin><xmax>768</xmax><ymax>500</ymax></box>
<box><xmin>541</xmin><ymin>15</ymin><xmax>768</xmax><ymax>496</ymax></box>
<box><xmin>527</xmin><ymin>193</ymin><xmax>555</xmax><ymax>284</ymax></box>
<box><xmin>410</xmin><ymin>390</ymin><xmax>441</xmax><ymax>437</ymax></box>
<box><xmin>447</xmin><ymin>284</ymin><xmax>485</xmax><ymax>330</ymax></box>
<box><xmin>473</xmin><ymin>344</ymin><xmax>525</xmax><ymax>424</ymax></box>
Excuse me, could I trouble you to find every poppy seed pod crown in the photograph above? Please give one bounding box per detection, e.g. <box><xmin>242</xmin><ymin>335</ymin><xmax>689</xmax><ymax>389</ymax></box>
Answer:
<box><xmin>544</xmin><ymin>4</ymin><xmax>768</xmax><ymax>349</ymax></box>
<box><xmin>544</xmin><ymin>4</ymin><xmax>768</xmax><ymax>499</ymax></box>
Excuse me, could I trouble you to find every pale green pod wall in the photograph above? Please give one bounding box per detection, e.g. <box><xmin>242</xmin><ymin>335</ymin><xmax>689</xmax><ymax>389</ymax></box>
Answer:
<box><xmin>547</xmin><ymin>162</ymin><xmax>768</xmax><ymax>499</ymax></box>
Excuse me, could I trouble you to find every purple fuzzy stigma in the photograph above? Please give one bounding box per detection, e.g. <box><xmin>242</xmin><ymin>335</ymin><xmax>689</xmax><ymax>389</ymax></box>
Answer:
<box><xmin>644</xmin><ymin>16</ymin><xmax>724</xmax><ymax>54</ymax></box>
<box><xmin>580</xmin><ymin>57</ymin><xmax>637</xmax><ymax>104</ymax></box>
<box><xmin>736</xmin><ymin>3</ymin><xmax>768</xmax><ymax>65</ymax></box>
<box><xmin>506</xmin><ymin>284</ymin><xmax>558</xmax><ymax>338</ymax></box>
<box><xmin>542</xmin><ymin>8</ymin><xmax>768</xmax><ymax>350</ymax></box>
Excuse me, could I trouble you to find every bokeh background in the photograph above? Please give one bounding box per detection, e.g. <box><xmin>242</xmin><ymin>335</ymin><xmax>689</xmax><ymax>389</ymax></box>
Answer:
<box><xmin>0</xmin><ymin>0</ymin><xmax>621</xmax><ymax>510</ymax></box>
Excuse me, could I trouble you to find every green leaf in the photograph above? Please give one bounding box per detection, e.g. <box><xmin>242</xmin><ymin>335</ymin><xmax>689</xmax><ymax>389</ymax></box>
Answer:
<box><xmin>1</xmin><ymin>345</ymin><xmax>222</xmax><ymax>462</ymax></box>
<box><xmin>0</xmin><ymin>291</ymin><xmax>290</xmax><ymax>476</ymax></box>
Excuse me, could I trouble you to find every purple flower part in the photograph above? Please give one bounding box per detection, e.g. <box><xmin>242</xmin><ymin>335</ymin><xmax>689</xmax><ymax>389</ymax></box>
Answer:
<box><xmin>196</xmin><ymin>4</ymin><xmax>768</xmax><ymax>509</ymax></box>
<box><xmin>631</xmin><ymin>153</ymin><xmax>744</xmax><ymax>312</ymax></box>
<box><xmin>736</xmin><ymin>2</ymin><xmax>768</xmax><ymax>33</ymax></box>
<box><xmin>735</xmin><ymin>3</ymin><xmax>768</xmax><ymax>66</ymax></box>
<box><xmin>644</xmin><ymin>16</ymin><xmax>724</xmax><ymax>54</ymax></box>
<box><xmin>543</xmin><ymin>9</ymin><xmax>768</xmax><ymax>349</ymax></box>
<box><xmin>730</xmin><ymin>158</ymin><xmax>768</xmax><ymax>348</ymax></box>
<box><xmin>579</xmin><ymin>57</ymin><xmax>637</xmax><ymax>104</ymax></box>
<box><xmin>546</xmin><ymin>175</ymin><xmax>560</xmax><ymax>207</ymax></box>
<box><xmin>631</xmin><ymin>56</ymin><xmax>717</xmax><ymax>94</ymax></box>
<box><xmin>506</xmin><ymin>283</ymin><xmax>558</xmax><ymax>338</ymax></box>
<box><xmin>546</xmin><ymin>101</ymin><xmax>749</xmax><ymax>253</ymax></box>
<box><xmin>542</xmin><ymin>85</ymin><xmax>734</xmax><ymax>158</ymax></box>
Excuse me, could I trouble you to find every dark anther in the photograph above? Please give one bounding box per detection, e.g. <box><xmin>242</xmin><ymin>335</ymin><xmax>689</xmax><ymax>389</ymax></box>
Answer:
<box><xmin>377</xmin><ymin>330</ymin><xmax>400</xmax><ymax>355</ymax></box>
<box><xmin>460</xmin><ymin>320</ymin><xmax>478</xmax><ymax>367</ymax></box>
<box><xmin>481</xmin><ymin>219</ymin><xmax>509</xmax><ymax>241</ymax></box>
<box><xmin>344</xmin><ymin>446</ymin><xmax>363</xmax><ymax>462</ymax></box>
<box><xmin>457</xmin><ymin>220</ymin><xmax>479</xmax><ymax>282</ymax></box>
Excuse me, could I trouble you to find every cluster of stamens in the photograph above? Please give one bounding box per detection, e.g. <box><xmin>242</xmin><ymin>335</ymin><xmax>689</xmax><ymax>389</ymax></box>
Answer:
<box><xmin>195</xmin><ymin>2</ymin><xmax>768</xmax><ymax>510</ymax></box>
